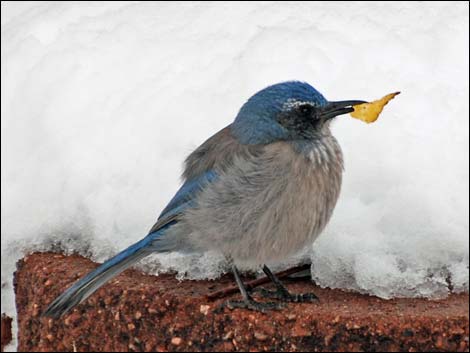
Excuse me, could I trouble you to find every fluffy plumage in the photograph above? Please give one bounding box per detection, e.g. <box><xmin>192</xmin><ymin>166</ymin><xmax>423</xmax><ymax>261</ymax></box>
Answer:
<box><xmin>44</xmin><ymin>81</ymin><xmax>358</xmax><ymax>318</ymax></box>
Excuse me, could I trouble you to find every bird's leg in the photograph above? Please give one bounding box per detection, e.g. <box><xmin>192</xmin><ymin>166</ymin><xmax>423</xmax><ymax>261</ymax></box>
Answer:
<box><xmin>223</xmin><ymin>265</ymin><xmax>284</xmax><ymax>312</ymax></box>
<box><xmin>256</xmin><ymin>265</ymin><xmax>319</xmax><ymax>303</ymax></box>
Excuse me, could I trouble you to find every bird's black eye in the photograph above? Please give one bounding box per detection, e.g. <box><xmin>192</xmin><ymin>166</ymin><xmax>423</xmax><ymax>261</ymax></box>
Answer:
<box><xmin>298</xmin><ymin>104</ymin><xmax>313</xmax><ymax>116</ymax></box>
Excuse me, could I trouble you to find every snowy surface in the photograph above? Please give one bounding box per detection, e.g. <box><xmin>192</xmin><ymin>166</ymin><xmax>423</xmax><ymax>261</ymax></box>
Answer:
<box><xmin>1</xmin><ymin>2</ymin><xmax>469</xmax><ymax>347</ymax></box>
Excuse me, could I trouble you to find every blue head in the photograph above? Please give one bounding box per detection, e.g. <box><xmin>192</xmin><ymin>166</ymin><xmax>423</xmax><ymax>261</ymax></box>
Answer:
<box><xmin>231</xmin><ymin>81</ymin><xmax>365</xmax><ymax>144</ymax></box>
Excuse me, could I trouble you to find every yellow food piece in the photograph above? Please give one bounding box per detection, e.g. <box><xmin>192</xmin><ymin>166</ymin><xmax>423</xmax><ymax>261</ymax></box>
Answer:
<box><xmin>350</xmin><ymin>92</ymin><xmax>400</xmax><ymax>123</ymax></box>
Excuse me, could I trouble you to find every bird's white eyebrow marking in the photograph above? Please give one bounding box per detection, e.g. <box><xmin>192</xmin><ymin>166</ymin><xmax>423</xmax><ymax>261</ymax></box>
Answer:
<box><xmin>282</xmin><ymin>99</ymin><xmax>314</xmax><ymax>111</ymax></box>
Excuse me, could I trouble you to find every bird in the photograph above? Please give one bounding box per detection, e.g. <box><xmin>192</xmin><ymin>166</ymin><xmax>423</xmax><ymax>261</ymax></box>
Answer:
<box><xmin>43</xmin><ymin>81</ymin><xmax>366</xmax><ymax>317</ymax></box>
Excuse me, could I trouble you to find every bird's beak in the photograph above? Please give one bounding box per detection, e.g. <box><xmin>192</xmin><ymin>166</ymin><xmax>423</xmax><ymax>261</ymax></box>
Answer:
<box><xmin>319</xmin><ymin>100</ymin><xmax>367</xmax><ymax>120</ymax></box>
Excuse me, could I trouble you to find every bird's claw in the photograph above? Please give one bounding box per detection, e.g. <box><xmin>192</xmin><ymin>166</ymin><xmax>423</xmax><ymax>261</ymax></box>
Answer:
<box><xmin>255</xmin><ymin>287</ymin><xmax>319</xmax><ymax>303</ymax></box>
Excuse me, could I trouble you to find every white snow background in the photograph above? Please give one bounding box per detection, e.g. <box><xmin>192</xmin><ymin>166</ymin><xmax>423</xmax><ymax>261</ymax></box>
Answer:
<box><xmin>1</xmin><ymin>2</ymin><xmax>469</xmax><ymax>347</ymax></box>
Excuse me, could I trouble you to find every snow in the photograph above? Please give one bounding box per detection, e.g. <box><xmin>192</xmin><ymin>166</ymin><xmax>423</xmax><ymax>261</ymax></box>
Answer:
<box><xmin>1</xmin><ymin>2</ymin><xmax>468</xmax><ymax>348</ymax></box>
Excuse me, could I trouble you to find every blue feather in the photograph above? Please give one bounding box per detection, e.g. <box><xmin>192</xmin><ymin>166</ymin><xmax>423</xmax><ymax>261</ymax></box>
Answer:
<box><xmin>232</xmin><ymin>81</ymin><xmax>328</xmax><ymax>144</ymax></box>
<box><xmin>158</xmin><ymin>169</ymin><xmax>218</xmax><ymax>220</ymax></box>
<box><xmin>42</xmin><ymin>225</ymin><xmax>172</xmax><ymax>318</ymax></box>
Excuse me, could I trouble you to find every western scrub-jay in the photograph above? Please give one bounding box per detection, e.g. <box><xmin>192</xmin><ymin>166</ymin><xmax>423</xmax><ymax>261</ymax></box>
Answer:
<box><xmin>44</xmin><ymin>81</ymin><xmax>365</xmax><ymax>317</ymax></box>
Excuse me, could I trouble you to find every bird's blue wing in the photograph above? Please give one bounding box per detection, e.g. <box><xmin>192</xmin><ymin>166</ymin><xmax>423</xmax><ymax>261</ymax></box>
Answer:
<box><xmin>159</xmin><ymin>170</ymin><xmax>218</xmax><ymax>219</ymax></box>
<box><xmin>148</xmin><ymin>170</ymin><xmax>218</xmax><ymax>234</ymax></box>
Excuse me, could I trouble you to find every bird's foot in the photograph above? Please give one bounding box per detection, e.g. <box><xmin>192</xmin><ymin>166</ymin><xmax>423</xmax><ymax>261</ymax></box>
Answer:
<box><xmin>221</xmin><ymin>298</ymin><xmax>285</xmax><ymax>313</ymax></box>
<box><xmin>255</xmin><ymin>287</ymin><xmax>319</xmax><ymax>303</ymax></box>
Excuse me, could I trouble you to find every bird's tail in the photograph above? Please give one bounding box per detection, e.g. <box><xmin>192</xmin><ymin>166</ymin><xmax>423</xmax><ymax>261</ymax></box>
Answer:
<box><xmin>43</xmin><ymin>232</ymin><xmax>161</xmax><ymax>318</ymax></box>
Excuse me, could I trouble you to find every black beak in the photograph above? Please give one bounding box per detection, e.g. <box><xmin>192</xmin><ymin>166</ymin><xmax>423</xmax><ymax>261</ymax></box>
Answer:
<box><xmin>319</xmin><ymin>100</ymin><xmax>367</xmax><ymax>120</ymax></box>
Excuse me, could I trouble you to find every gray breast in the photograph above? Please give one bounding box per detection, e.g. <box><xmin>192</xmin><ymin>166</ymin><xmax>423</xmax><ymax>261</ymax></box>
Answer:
<box><xmin>179</xmin><ymin>136</ymin><xmax>343</xmax><ymax>267</ymax></box>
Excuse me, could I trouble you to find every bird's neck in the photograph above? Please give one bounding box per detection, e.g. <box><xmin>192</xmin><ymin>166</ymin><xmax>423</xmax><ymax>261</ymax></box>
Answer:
<box><xmin>290</xmin><ymin>135</ymin><xmax>344</xmax><ymax>171</ymax></box>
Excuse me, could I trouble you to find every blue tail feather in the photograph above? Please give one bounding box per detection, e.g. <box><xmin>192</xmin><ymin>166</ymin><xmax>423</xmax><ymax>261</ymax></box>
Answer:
<box><xmin>43</xmin><ymin>229</ymin><xmax>165</xmax><ymax>318</ymax></box>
